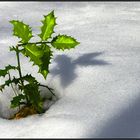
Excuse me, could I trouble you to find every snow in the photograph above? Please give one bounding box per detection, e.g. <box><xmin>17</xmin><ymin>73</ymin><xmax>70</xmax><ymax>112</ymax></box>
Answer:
<box><xmin>0</xmin><ymin>1</ymin><xmax>140</xmax><ymax>138</ymax></box>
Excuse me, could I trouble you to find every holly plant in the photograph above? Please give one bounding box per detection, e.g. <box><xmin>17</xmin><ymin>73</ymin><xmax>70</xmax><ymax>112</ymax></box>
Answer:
<box><xmin>0</xmin><ymin>11</ymin><xmax>80</xmax><ymax>114</ymax></box>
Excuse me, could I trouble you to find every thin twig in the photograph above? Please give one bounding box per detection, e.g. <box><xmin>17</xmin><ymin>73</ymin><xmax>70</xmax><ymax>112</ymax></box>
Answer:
<box><xmin>39</xmin><ymin>84</ymin><xmax>56</xmax><ymax>97</ymax></box>
<box><xmin>8</xmin><ymin>72</ymin><xmax>21</xmax><ymax>109</ymax></box>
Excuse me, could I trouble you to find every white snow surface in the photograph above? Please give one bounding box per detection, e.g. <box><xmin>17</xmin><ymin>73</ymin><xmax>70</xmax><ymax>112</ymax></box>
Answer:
<box><xmin>0</xmin><ymin>2</ymin><xmax>140</xmax><ymax>138</ymax></box>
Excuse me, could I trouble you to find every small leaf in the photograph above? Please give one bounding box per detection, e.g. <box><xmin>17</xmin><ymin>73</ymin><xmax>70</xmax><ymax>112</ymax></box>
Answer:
<box><xmin>51</xmin><ymin>35</ymin><xmax>80</xmax><ymax>50</ymax></box>
<box><xmin>24</xmin><ymin>83</ymin><xmax>43</xmax><ymax>113</ymax></box>
<box><xmin>0</xmin><ymin>69</ymin><xmax>7</xmax><ymax>77</ymax></box>
<box><xmin>0</xmin><ymin>76</ymin><xmax>23</xmax><ymax>92</ymax></box>
<box><xmin>39</xmin><ymin>10</ymin><xmax>56</xmax><ymax>41</ymax></box>
<box><xmin>10</xmin><ymin>20</ymin><xmax>33</xmax><ymax>43</ymax></box>
<box><xmin>22</xmin><ymin>74</ymin><xmax>38</xmax><ymax>84</ymax></box>
<box><xmin>5</xmin><ymin>79</ymin><xmax>13</xmax><ymax>86</ymax></box>
<box><xmin>5</xmin><ymin>65</ymin><xmax>18</xmax><ymax>71</ymax></box>
<box><xmin>0</xmin><ymin>79</ymin><xmax>16</xmax><ymax>92</ymax></box>
<box><xmin>10</xmin><ymin>94</ymin><xmax>25</xmax><ymax>108</ymax></box>
<box><xmin>0</xmin><ymin>65</ymin><xmax>18</xmax><ymax>77</ymax></box>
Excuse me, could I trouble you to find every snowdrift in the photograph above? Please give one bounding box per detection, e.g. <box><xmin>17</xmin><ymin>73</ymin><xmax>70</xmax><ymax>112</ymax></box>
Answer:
<box><xmin>0</xmin><ymin>2</ymin><xmax>140</xmax><ymax>138</ymax></box>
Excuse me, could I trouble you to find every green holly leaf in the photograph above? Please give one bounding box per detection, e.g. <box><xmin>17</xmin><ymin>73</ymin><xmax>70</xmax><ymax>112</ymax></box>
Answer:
<box><xmin>5</xmin><ymin>79</ymin><xmax>13</xmax><ymax>86</ymax></box>
<box><xmin>10</xmin><ymin>20</ymin><xmax>33</xmax><ymax>43</ymax></box>
<box><xmin>0</xmin><ymin>65</ymin><xmax>18</xmax><ymax>77</ymax></box>
<box><xmin>24</xmin><ymin>83</ymin><xmax>43</xmax><ymax>113</ymax></box>
<box><xmin>10</xmin><ymin>94</ymin><xmax>25</xmax><ymax>108</ymax></box>
<box><xmin>22</xmin><ymin>44</ymin><xmax>53</xmax><ymax>79</ymax></box>
<box><xmin>0</xmin><ymin>69</ymin><xmax>7</xmax><ymax>77</ymax></box>
<box><xmin>0</xmin><ymin>75</ymin><xmax>26</xmax><ymax>92</ymax></box>
<box><xmin>0</xmin><ymin>78</ymin><xmax>16</xmax><ymax>92</ymax></box>
<box><xmin>24</xmin><ymin>44</ymin><xmax>43</xmax><ymax>65</ymax></box>
<box><xmin>51</xmin><ymin>35</ymin><xmax>80</xmax><ymax>50</ymax></box>
<box><xmin>39</xmin><ymin>45</ymin><xmax>53</xmax><ymax>79</ymax></box>
<box><xmin>39</xmin><ymin>10</ymin><xmax>57</xmax><ymax>41</ymax></box>
<box><xmin>22</xmin><ymin>74</ymin><xmax>38</xmax><ymax>84</ymax></box>
<box><xmin>5</xmin><ymin>65</ymin><xmax>18</xmax><ymax>71</ymax></box>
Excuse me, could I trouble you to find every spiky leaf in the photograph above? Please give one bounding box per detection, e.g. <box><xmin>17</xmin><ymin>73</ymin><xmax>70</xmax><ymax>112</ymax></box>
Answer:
<box><xmin>5</xmin><ymin>65</ymin><xmax>18</xmax><ymax>71</ymax></box>
<box><xmin>24</xmin><ymin>83</ymin><xmax>43</xmax><ymax>113</ymax></box>
<box><xmin>39</xmin><ymin>11</ymin><xmax>56</xmax><ymax>41</ymax></box>
<box><xmin>10</xmin><ymin>20</ymin><xmax>33</xmax><ymax>43</ymax></box>
<box><xmin>22</xmin><ymin>44</ymin><xmax>53</xmax><ymax>79</ymax></box>
<box><xmin>10</xmin><ymin>94</ymin><xmax>25</xmax><ymax>108</ymax></box>
<box><xmin>0</xmin><ymin>69</ymin><xmax>7</xmax><ymax>77</ymax></box>
<box><xmin>39</xmin><ymin>45</ymin><xmax>53</xmax><ymax>79</ymax></box>
<box><xmin>22</xmin><ymin>74</ymin><xmax>38</xmax><ymax>84</ymax></box>
<box><xmin>0</xmin><ymin>65</ymin><xmax>18</xmax><ymax>77</ymax></box>
<box><xmin>0</xmin><ymin>77</ymin><xmax>20</xmax><ymax>92</ymax></box>
<box><xmin>0</xmin><ymin>79</ymin><xmax>14</xmax><ymax>92</ymax></box>
<box><xmin>51</xmin><ymin>35</ymin><xmax>80</xmax><ymax>50</ymax></box>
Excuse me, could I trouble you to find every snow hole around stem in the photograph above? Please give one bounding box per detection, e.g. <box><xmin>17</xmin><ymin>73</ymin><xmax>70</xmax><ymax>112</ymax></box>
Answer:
<box><xmin>0</xmin><ymin>85</ymin><xmax>58</xmax><ymax>120</ymax></box>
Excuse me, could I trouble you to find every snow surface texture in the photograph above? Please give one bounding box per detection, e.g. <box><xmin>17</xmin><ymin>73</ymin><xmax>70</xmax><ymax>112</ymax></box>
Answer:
<box><xmin>0</xmin><ymin>2</ymin><xmax>140</xmax><ymax>138</ymax></box>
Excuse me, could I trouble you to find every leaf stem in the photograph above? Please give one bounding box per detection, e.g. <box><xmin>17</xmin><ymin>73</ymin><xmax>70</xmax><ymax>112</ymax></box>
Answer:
<box><xmin>17</xmin><ymin>41</ymin><xmax>51</xmax><ymax>47</ymax></box>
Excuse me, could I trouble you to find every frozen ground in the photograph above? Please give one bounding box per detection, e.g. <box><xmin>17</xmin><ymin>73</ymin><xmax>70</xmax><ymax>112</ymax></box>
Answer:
<box><xmin>0</xmin><ymin>1</ymin><xmax>140</xmax><ymax>138</ymax></box>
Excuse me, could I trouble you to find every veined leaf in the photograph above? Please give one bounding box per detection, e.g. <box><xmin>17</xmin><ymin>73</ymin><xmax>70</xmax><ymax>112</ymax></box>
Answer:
<box><xmin>24</xmin><ymin>44</ymin><xmax>43</xmax><ymax>65</ymax></box>
<box><xmin>10</xmin><ymin>20</ymin><xmax>33</xmax><ymax>43</ymax></box>
<box><xmin>51</xmin><ymin>35</ymin><xmax>80</xmax><ymax>50</ymax></box>
<box><xmin>39</xmin><ymin>11</ymin><xmax>56</xmax><ymax>41</ymax></box>
<box><xmin>22</xmin><ymin>44</ymin><xmax>53</xmax><ymax>79</ymax></box>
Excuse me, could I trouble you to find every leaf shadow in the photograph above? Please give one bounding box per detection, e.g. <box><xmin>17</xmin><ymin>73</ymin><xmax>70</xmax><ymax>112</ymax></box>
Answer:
<box><xmin>50</xmin><ymin>52</ymin><xmax>110</xmax><ymax>88</ymax></box>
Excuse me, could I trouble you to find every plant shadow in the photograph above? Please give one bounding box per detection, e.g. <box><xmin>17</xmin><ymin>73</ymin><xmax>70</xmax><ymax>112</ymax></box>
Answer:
<box><xmin>50</xmin><ymin>52</ymin><xmax>110</xmax><ymax>88</ymax></box>
<box><xmin>87</xmin><ymin>94</ymin><xmax>140</xmax><ymax>138</ymax></box>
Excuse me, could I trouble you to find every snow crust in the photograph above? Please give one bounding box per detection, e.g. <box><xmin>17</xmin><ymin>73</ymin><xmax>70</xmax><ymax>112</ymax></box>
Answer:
<box><xmin>0</xmin><ymin>2</ymin><xmax>140</xmax><ymax>138</ymax></box>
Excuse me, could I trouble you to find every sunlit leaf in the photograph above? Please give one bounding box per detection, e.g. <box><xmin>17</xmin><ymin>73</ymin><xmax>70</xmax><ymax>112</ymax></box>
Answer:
<box><xmin>39</xmin><ymin>10</ymin><xmax>56</xmax><ymax>41</ymax></box>
<box><xmin>51</xmin><ymin>35</ymin><xmax>80</xmax><ymax>50</ymax></box>
<box><xmin>10</xmin><ymin>20</ymin><xmax>33</xmax><ymax>43</ymax></box>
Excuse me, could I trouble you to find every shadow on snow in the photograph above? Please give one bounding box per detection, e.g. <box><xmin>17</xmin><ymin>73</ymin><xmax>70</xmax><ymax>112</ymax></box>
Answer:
<box><xmin>50</xmin><ymin>52</ymin><xmax>110</xmax><ymax>88</ymax></box>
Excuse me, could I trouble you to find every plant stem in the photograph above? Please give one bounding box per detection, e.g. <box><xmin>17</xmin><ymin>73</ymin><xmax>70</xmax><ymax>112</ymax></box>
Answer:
<box><xmin>16</xmin><ymin>45</ymin><xmax>29</xmax><ymax>103</ymax></box>
<box><xmin>8</xmin><ymin>72</ymin><xmax>20</xmax><ymax>110</ymax></box>
<box><xmin>17</xmin><ymin>41</ymin><xmax>51</xmax><ymax>47</ymax></box>
<box><xmin>8</xmin><ymin>72</ymin><xmax>17</xmax><ymax>96</ymax></box>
